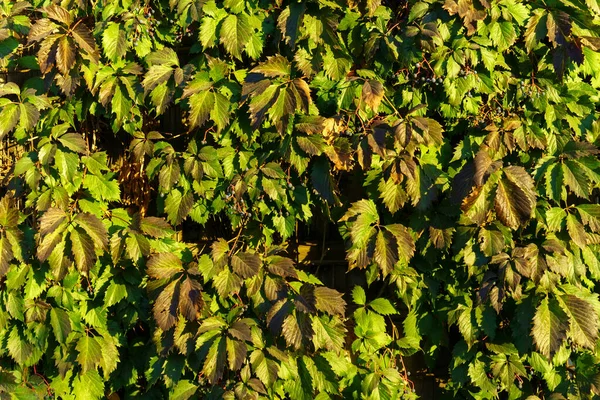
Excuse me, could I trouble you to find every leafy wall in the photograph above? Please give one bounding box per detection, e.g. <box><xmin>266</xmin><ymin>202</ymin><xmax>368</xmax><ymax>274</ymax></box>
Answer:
<box><xmin>1</xmin><ymin>0</ymin><xmax>600</xmax><ymax>399</ymax></box>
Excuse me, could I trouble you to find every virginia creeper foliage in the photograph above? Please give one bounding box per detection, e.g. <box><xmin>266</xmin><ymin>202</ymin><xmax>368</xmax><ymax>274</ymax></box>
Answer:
<box><xmin>0</xmin><ymin>0</ymin><xmax>600</xmax><ymax>399</ymax></box>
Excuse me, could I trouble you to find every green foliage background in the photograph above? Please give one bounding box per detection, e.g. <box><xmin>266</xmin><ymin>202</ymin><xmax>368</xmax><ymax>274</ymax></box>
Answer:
<box><xmin>1</xmin><ymin>0</ymin><xmax>600</xmax><ymax>398</ymax></box>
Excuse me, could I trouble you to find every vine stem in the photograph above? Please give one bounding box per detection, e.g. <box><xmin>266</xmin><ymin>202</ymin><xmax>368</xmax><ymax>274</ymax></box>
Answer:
<box><xmin>228</xmin><ymin>217</ymin><xmax>247</xmax><ymax>256</ymax></box>
<box><xmin>33</xmin><ymin>365</ymin><xmax>52</xmax><ymax>396</ymax></box>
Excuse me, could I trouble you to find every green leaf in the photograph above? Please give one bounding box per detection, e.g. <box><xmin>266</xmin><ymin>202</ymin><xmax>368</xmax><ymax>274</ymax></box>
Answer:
<box><xmin>213</xmin><ymin>268</ymin><xmax>242</xmax><ymax>298</ymax></box>
<box><xmin>210</xmin><ymin>92</ymin><xmax>230</xmax><ymax>131</ymax></box>
<box><xmin>165</xmin><ymin>190</ymin><xmax>194</xmax><ymax>225</ymax></box>
<box><xmin>369</xmin><ymin>298</ymin><xmax>397</xmax><ymax>315</ymax></box>
<box><xmin>76</xmin><ymin>335</ymin><xmax>102</xmax><ymax>373</ymax></box>
<box><xmin>563</xmin><ymin>160</ymin><xmax>590</xmax><ymax>199</ymax></box>
<box><xmin>200</xmin><ymin>16</ymin><xmax>219</xmax><ymax>49</ymax></box>
<box><xmin>188</xmin><ymin>90</ymin><xmax>214</xmax><ymax>129</ymax></box>
<box><xmin>379</xmin><ymin>177</ymin><xmax>407</xmax><ymax>214</ymax></box>
<box><xmin>83</xmin><ymin>174</ymin><xmax>121</xmax><ymax>202</ymax></box>
<box><xmin>311</xmin><ymin>315</ymin><xmax>346</xmax><ymax>353</ymax></box>
<box><xmin>546</xmin><ymin>207</ymin><xmax>566</xmax><ymax>231</ymax></box>
<box><xmin>0</xmin><ymin>103</ymin><xmax>20</xmax><ymax>140</ymax></box>
<box><xmin>104</xmin><ymin>282</ymin><xmax>127</xmax><ymax>307</ymax></box>
<box><xmin>146</xmin><ymin>47</ymin><xmax>179</xmax><ymax>67</ymax></box>
<box><xmin>72</xmin><ymin>370</ymin><xmax>104</xmax><ymax>400</ymax></box>
<box><xmin>98</xmin><ymin>336</ymin><xmax>119</xmax><ymax>378</ymax></box>
<box><xmin>102</xmin><ymin>22</ymin><xmax>126</xmax><ymax>62</ymax></box>
<box><xmin>323</xmin><ymin>49</ymin><xmax>351</xmax><ymax>80</ymax></box>
<box><xmin>479</xmin><ymin>226</ymin><xmax>505</xmax><ymax>257</ymax></box>
<box><xmin>220</xmin><ymin>13</ymin><xmax>252</xmax><ymax>59</ymax></box>
<box><xmin>202</xmin><ymin>336</ymin><xmax>227</xmax><ymax>383</ymax></box>
<box><xmin>351</xmin><ymin>286</ymin><xmax>366</xmax><ymax>305</ymax></box>
<box><xmin>50</xmin><ymin>308</ymin><xmax>71</xmax><ymax>343</ymax></box>
<box><xmin>531</xmin><ymin>297</ymin><xmax>568</xmax><ymax>358</ymax></box>
<box><xmin>19</xmin><ymin>102</ymin><xmax>39</xmax><ymax>131</ymax></box>
<box><xmin>142</xmin><ymin>64</ymin><xmax>175</xmax><ymax>93</ymax></box>
<box><xmin>171</xmin><ymin>380</ymin><xmax>198</xmax><ymax>400</ymax></box>
<box><xmin>490</xmin><ymin>21</ymin><xmax>516</xmax><ymax>51</ymax></box>
<box><xmin>250</xmin><ymin>350</ymin><xmax>279</xmax><ymax>388</ymax></box>
<box><xmin>7</xmin><ymin>326</ymin><xmax>32</xmax><ymax>365</ymax></box>
<box><xmin>226</xmin><ymin>336</ymin><xmax>247</xmax><ymax>371</ymax></box>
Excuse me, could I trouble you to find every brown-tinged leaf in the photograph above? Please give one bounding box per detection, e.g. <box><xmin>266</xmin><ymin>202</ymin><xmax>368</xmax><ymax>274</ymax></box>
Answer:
<box><xmin>147</xmin><ymin>253</ymin><xmax>183</xmax><ymax>280</ymax></box>
<box><xmin>229</xmin><ymin>320</ymin><xmax>252</xmax><ymax>342</ymax></box>
<box><xmin>383</xmin><ymin>224</ymin><xmax>415</xmax><ymax>260</ymax></box>
<box><xmin>73</xmin><ymin>213</ymin><xmax>108</xmax><ymax>250</ymax></box>
<box><xmin>295</xmin><ymin>284</ymin><xmax>316</xmax><ymax>314</ymax></box>
<box><xmin>266</xmin><ymin>299</ymin><xmax>293</xmax><ymax>334</ymax></box>
<box><xmin>295</xmin><ymin>116</ymin><xmax>325</xmax><ymax>134</ymax></box>
<box><xmin>39</xmin><ymin>208</ymin><xmax>67</xmax><ymax>235</ymax></box>
<box><xmin>0</xmin><ymin>196</ymin><xmax>19</xmax><ymax>228</ymax></box>
<box><xmin>474</xmin><ymin>150</ymin><xmax>494</xmax><ymax>187</ymax></box>
<box><xmin>153</xmin><ymin>280</ymin><xmax>179</xmax><ymax>330</ymax></box>
<box><xmin>71</xmin><ymin>23</ymin><xmax>99</xmax><ymax>62</ymax></box>
<box><xmin>282</xmin><ymin>313</ymin><xmax>303</xmax><ymax>350</ymax></box>
<box><xmin>566</xmin><ymin>214</ymin><xmax>587</xmax><ymax>248</ymax></box>
<box><xmin>70</xmin><ymin>227</ymin><xmax>95</xmax><ymax>272</ymax></box>
<box><xmin>231</xmin><ymin>252</ymin><xmax>261</xmax><ymax>279</ymax></box>
<box><xmin>38</xmin><ymin>229</ymin><xmax>64</xmax><ymax>262</ymax></box>
<box><xmin>43</xmin><ymin>4</ymin><xmax>72</xmax><ymax>26</ymax></box>
<box><xmin>495</xmin><ymin>169</ymin><xmax>535</xmax><ymax>229</ymax></box>
<box><xmin>266</xmin><ymin>256</ymin><xmax>297</xmax><ymax>278</ymax></box>
<box><xmin>292</xmin><ymin>78</ymin><xmax>311</xmax><ymax>112</ymax></box>
<box><xmin>37</xmin><ymin>33</ymin><xmax>60</xmax><ymax>74</ymax></box>
<box><xmin>140</xmin><ymin>217</ymin><xmax>174</xmax><ymax>238</ymax></box>
<box><xmin>27</xmin><ymin>19</ymin><xmax>58</xmax><ymax>43</ymax></box>
<box><xmin>56</xmin><ymin>36</ymin><xmax>75</xmax><ymax>75</ymax></box>
<box><xmin>226</xmin><ymin>337</ymin><xmax>247</xmax><ymax>371</ymax></box>
<box><xmin>0</xmin><ymin>236</ymin><xmax>13</xmax><ymax>278</ymax></box>
<box><xmin>251</xmin><ymin>55</ymin><xmax>291</xmax><ymax>77</ymax></box>
<box><xmin>362</xmin><ymin>79</ymin><xmax>384</xmax><ymax>111</ymax></box>
<box><xmin>560</xmin><ymin>294</ymin><xmax>598</xmax><ymax>349</ymax></box>
<box><xmin>313</xmin><ymin>287</ymin><xmax>346</xmax><ymax>316</ymax></box>
<box><xmin>374</xmin><ymin>229</ymin><xmax>398</xmax><ymax>276</ymax></box>
<box><xmin>577</xmin><ymin>205</ymin><xmax>600</xmax><ymax>233</ymax></box>
<box><xmin>179</xmin><ymin>276</ymin><xmax>203</xmax><ymax>321</ymax></box>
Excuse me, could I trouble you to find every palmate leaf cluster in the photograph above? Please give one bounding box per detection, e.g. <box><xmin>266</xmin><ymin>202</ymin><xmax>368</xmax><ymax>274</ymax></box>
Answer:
<box><xmin>0</xmin><ymin>0</ymin><xmax>600</xmax><ymax>399</ymax></box>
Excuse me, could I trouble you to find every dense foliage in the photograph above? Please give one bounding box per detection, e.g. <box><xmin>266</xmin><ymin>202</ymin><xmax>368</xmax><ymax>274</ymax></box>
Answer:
<box><xmin>1</xmin><ymin>0</ymin><xmax>600</xmax><ymax>398</ymax></box>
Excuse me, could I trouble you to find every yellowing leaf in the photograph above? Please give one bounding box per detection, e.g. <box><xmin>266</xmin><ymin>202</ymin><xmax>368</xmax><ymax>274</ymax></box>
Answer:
<box><xmin>362</xmin><ymin>79</ymin><xmax>384</xmax><ymax>111</ymax></box>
